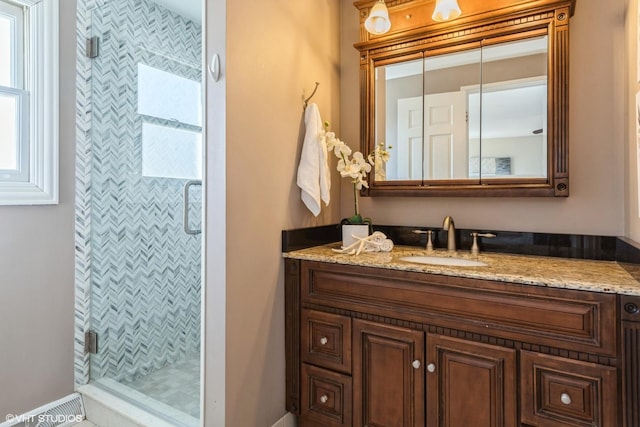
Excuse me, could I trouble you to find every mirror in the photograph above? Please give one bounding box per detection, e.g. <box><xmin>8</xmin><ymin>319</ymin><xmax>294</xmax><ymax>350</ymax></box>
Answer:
<box><xmin>355</xmin><ymin>0</ymin><xmax>574</xmax><ymax>197</ymax></box>
<box><xmin>475</xmin><ymin>36</ymin><xmax>548</xmax><ymax>181</ymax></box>
<box><xmin>375</xmin><ymin>36</ymin><xmax>547</xmax><ymax>183</ymax></box>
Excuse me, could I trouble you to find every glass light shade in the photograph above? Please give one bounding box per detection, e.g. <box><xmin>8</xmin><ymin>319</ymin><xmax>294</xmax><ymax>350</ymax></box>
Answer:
<box><xmin>365</xmin><ymin>0</ymin><xmax>391</xmax><ymax>35</ymax></box>
<box><xmin>432</xmin><ymin>0</ymin><xmax>462</xmax><ymax>22</ymax></box>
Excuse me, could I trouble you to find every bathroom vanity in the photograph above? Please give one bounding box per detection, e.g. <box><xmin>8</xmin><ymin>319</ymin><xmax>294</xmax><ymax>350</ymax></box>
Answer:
<box><xmin>283</xmin><ymin>245</ymin><xmax>640</xmax><ymax>427</ymax></box>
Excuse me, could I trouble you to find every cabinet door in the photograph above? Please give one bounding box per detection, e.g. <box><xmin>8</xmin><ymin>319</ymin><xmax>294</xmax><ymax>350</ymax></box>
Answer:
<box><xmin>426</xmin><ymin>334</ymin><xmax>517</xmax><ymax>427</ymax></box>
<box><xmin>622</xmin><ymin>321</ymin><xmax>640</xmax><ymax>427</ymax></box>
<box><xmin>622</xmin><ymin>296</ymin><xmax>640</xmax><ymax>427</ymax></box>
<box><xmin>353</xmin><ymin>319</ymin><xmax>425</xmax><ymax>427</ymax></box>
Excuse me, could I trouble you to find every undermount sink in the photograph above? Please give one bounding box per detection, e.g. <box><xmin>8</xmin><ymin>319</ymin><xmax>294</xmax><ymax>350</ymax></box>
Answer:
<box><xmin>399</xmin><ymin>255</ymin><xmax>488</xmax><ymax>267</ymax></box>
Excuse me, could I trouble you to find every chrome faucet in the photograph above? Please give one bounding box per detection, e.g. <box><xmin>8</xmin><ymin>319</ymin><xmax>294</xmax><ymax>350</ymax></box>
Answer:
<box><xmin>443</xmin><ymin>216</ymin><xmax>456</xmax><ymax>252</ymax></box>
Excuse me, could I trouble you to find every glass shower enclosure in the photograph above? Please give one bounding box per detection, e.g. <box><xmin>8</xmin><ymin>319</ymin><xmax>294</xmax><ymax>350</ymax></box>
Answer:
<box><xmin>86</xmin><ymin>0</ymin><xmax>203</xmax><ymax>425</ymax></box>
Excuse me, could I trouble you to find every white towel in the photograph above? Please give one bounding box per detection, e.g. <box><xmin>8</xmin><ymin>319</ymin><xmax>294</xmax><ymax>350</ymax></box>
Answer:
<box><xmin>297</xmin><ymin>103</ymin><xmax>331</xmax><ymax>216</ymax></box>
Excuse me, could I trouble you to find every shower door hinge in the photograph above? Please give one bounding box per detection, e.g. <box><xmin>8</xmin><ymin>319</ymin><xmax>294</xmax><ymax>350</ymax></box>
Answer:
<box><xmin>85</xmin><ymin>36</ymin><xmax>100</xmax><ymax>59</ymax></box>
<box><xmin>84</xmin><ymin>330</ymin><xmax>98</xmax><ymax>354</ymax></box>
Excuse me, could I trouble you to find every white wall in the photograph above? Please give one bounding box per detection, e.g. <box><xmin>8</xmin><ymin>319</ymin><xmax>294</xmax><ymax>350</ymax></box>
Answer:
<box><xmin>0</xmin><ymin>0</ymin><xmax>76</xmax><ymax>416</ymax></box>
<box><xmin>341</xmin><ymin>0</ymin><xmax>626</xmax><ymax>236</ymax></box>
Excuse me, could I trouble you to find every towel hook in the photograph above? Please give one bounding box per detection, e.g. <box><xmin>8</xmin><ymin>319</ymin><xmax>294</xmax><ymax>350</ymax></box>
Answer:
<box><xmin>303</xmin><ymin>82</ymin><xmax>320</xmax><ymax>109</ymax></box>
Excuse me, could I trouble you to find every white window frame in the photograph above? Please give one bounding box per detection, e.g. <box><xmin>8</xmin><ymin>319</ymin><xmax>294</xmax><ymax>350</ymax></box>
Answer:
<box><xmin>0</xmin><ymin>0</ymin><xmax>58</xmax><ymax>205</ymax></box>
<box><xmin>137</xmin><ymin>61</ymin><xmax>203</xmax><ymax>181</ymax></box>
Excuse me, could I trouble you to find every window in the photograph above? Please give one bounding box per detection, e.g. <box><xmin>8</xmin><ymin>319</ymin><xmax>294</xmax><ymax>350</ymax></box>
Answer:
<box><xmin>142</xmin><ymin>123</ymin><xmax>202</xmax><ymax>180</ymax></box>
<box><xmin>0</xmin><ymin>0</ymin><xmax>58</xmax><ymax>205</ymax></box>
<box><xmin>138</xmin><ymin>63</ymin><xmax>202</xmax><ymax>180</ymax></box>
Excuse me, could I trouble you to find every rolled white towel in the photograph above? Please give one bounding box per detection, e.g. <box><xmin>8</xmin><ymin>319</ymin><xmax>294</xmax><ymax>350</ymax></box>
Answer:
<box><xmin>332</xmin><ymin>232</ymin><xmax>394</xmax><ymax>255</ymax></box>
<box><xmin>368</xmin><ymin>231</ymin><xmax>387</xmax><ymax>243</ymax></box>
<box><xmin>378</xmin><ymin>239</ymin><xmax>394</xmax><ymax>252</ymax></box>
<box><xmin>364</xmin><ymin>232</ymin><xmax>394</xmax><ymax>253</ymax></box>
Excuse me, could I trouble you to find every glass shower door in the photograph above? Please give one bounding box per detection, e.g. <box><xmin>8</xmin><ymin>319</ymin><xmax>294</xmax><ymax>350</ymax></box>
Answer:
<box><xmin>87</xmin><ymin>1</ymin><xmax>203</xmax><ymax>425</ymax></box>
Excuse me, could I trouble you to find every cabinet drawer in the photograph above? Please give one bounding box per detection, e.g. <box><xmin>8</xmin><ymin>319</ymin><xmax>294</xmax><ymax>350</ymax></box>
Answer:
<box><xmin>301</xmin><ymin>363</ymin><xmax>352</xmax><ymax>427</ymax></box>
<box><xmin>301</xmin><ymin>310</ymin><xmax>352</xmax><ymax>374</ymax></box>
<box><xmin>520</xmin><ymin>350</ymin><xmax>617</xmax><ymax>427</ymax></box>
<box><xmin>302</xmin><ymin>262</ymin><xmax>617</xmax><ymax>357</ymax></box>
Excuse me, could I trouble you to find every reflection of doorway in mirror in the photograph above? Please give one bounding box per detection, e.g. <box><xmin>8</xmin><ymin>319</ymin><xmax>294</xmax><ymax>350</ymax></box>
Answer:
<box><xmin>395</xmin><ymin>92</ymin><xmax>466</xmax><ymax>180</ymax></box>
<box><xmin>396</xmin><ymin>97</ymin><xmax>423</xmax><ymax>180</ymax></box>
<box><xmin>424</xmin><ymin>92</ymin><xmax>466</xmax><ymax>179</ymax></box>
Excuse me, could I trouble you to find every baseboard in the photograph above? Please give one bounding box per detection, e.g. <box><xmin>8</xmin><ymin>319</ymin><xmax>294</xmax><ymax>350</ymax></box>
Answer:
<box><xmin>0</xmin><ymin>393</ymin><xmax>85</xmax><ymax>427</ymax></box>
<box><xmin>78</xmin><ymin>383</ymin><xmax>195</xmax><ymax>427</ymax></box>
<box><xmin>3</xmin><ymin>393</ymin><xmax>297</xmax><ymax>427</ymax></box>
<box><xmin>271</xmin><ymin>412</ymin><xmax>297</xmax><ymax>427</ymax></box>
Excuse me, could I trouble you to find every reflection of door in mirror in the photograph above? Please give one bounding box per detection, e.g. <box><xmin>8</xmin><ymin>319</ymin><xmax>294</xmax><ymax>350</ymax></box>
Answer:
<box><xmin>396</xmin><ymin>97</ymin><xmax>422</xmax><ymax>180</ymax></box>
<box><xmin>376</xmin><ymin>46</ymin><xmax>482</xmax><ymax>182</ymax></box>
<box><xmin>396</xmin><ymin>92</ymin><xmax>467</xmax><ymax>180</ymax></box>
<box><xmin>374</xmin><ymin>36</ymin><xmax>548</xmax><ymax>183</ymax></box>
<box><xmin>424</xmin><ymin>47</ymin><xmax>481</xmax><ymax>181</ymax></box>
<box><xmin>424</xmin><ymin>91</ymin><xmax>467</xmax><ymax>179</ymax></box>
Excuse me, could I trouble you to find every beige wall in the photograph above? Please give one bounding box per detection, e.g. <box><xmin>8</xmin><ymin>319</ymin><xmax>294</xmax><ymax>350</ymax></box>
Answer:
<box><xmin>627</xmin><ymin>0</ymin><xmax>640</xmax><ymax>242</ymax></box>
<box><xmin>341</xmin><ymin>1</ymin><xmax>627</xmax><ymax>236</ymax></box>
<box><xmin>0</xmin><ymin>0</ymin><xmax>76</xmax><ymax>416</ymax></box>
<box><xmin>223</xmin><ymin>0</ymin><xmax>341</xmax><ymax>425</ymax></box>
<box><xmin>1</xmin><ymin>0</ymin><xmax>629</xmax><ymax>424</ymax></box>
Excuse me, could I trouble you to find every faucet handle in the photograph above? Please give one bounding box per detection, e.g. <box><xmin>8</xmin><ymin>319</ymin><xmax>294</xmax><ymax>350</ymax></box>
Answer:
<box><xmin>412</xmin><ymin>229</ymin><xmax>434</xmax><ymax>251</ymax></box>
<box><xmin>477</xmin><ymin>233</ymin><xmax>496</xmax><ymax>238</ymax></box>
<box><xmin>470</xmin><ymin>232</ymin><xmax>496</xmax><ymax>255</ymax></box>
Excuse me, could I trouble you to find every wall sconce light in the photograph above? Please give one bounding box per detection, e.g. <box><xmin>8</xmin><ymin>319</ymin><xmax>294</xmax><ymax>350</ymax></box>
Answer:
<box><xmin>432</xmin><ymin>0</ymin><xmax>462</xmax><ymax>22</ymax></box>
<box><xmin>365</xmin><ymin>0</ymin><xmax>391</xmax><ymax>35</ymax></box>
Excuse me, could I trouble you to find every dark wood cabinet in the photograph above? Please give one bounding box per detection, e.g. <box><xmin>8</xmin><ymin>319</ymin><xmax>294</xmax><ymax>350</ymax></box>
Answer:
<box><xmin>426</xmin><ymin>334</ymin><xmax>517</xmax><ymax>427</ymax></box>
<box><xmin>285</xmin><ymin>259</ymin><xmax>623</xmax><ymax>427</ymax></box>
<box><xmin>621</xmin><ymin>295</ymin><xmax>640</xmax><ymax>427</ymax></box>
<box><xmin>302</xmin><ymin>310</ymin><xmax>352</xmax><ymax>374</ymax></box>
<box><xmin>301</xmin><ymin>363</ymin><xmax>353</xmax><ymax>427</ymax></box>
<box><xmin>353</xmin><ymin>319</ymin><xmax>424</xmax><ymax>427</ymax></box>
<box><xmin>520</xmin><ymin>350</ymin><xmax>617</xmax><ymax>427</ymax></box>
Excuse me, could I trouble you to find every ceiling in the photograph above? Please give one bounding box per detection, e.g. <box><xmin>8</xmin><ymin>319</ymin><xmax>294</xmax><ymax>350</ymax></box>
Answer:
<box><xmin>152</xmin><ymin>0</ymin><xmax>201</xmax><ymax>24</ymax></box>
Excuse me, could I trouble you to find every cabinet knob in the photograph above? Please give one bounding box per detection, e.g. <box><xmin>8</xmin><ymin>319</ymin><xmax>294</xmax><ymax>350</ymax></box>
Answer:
<box><xmin>560</xmin><ymin>393</ymin><xmax>572</xmax><ymax>405</ymax></box>
<box><xmin>320</xmin><ymin>337</ymin><xmax>328</xmax><ymax>345</ymax></box>
<box><xmin>412</xmin><ymin>360</ymin><xmax>421</xmax><ymax>369</ymax></box>
<box><xmin>625</xmin><ymin>302</ymin><xmax>639</xmax><ymax>314</ymax></box>
<box><xmin>427</xmin><ymin>363</ymin><xmax>436</xmax><ymax>373</ymax></box>
<box><xmin>320</xmin><ymin>394</ymin><xmax>328</xmax><ymax>404</ymax></box>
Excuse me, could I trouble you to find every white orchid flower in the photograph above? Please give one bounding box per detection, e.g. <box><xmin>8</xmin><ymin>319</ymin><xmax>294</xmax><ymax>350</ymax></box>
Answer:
<box><xmin>340</xmin><ymin>163</ymin><xmax>362</xmax><ymax>180</ymax></box>
<box><xmin>322</xmin><ymin>122</ymin><xmax>382</xmax><ymax>224</ymax></box>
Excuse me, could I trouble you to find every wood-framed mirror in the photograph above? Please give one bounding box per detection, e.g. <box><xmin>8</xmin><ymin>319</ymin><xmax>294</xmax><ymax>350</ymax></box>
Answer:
<box><xmin>354</xmin><ymin>0</ymin><xmax>576</xmax><ymax>197</ymax></box>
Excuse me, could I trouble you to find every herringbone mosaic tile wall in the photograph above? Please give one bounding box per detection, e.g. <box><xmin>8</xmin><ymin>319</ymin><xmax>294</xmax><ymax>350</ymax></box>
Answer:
<box><xmin>79</xmin><ymin>0</ymin><xmax>202</xmax><ymax>384</ymax></box>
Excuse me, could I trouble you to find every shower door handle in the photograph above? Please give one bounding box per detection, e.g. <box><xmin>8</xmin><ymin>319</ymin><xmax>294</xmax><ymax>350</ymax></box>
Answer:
<box><xmin>183</xmin><ymin>180</ymin><xmax>202</xmax><ymax>235</ymax></box>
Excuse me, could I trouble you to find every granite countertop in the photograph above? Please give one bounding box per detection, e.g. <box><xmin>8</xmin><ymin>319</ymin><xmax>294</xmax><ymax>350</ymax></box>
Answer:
<box><xmin>284</xmin><ymin>243</ymin><xmax>640</xmax><ymax>296</ymax></box>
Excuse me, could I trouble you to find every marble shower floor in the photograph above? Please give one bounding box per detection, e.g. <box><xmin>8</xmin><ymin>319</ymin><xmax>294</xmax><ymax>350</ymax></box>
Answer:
<box><xmin>120</xmin><ymin>356</ymin><xmax>200</xmax><ymax>418</ymax></box>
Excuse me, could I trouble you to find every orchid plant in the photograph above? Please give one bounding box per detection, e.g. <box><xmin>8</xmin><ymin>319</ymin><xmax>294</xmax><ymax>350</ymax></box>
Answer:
<box><xmin>322</xmin><ymin>122</ymin><xmax>375</xmax><ymax>226</ymax></box>
<box><xmin>371</xmin><ymin>141</ymin><xmax>392</xmax><ymax>181</ymax></box>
